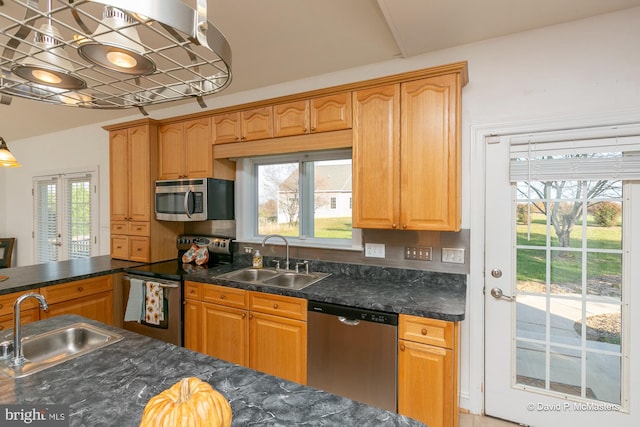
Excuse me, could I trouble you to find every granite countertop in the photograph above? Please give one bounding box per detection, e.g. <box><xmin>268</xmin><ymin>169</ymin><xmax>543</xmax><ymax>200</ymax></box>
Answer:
<box><xmin>187</xmin><ymin>257</ymin><xmax>467</xmax><ymax>321</ymax></box>
<box><xmin>0</xmin><ymin>256</ymin><xmax>143</xmax><ymax>295</ymax></box>
<box><xmin>0</xmin><ymin>315</ymin><xmax>424</xmax><ymax>426</ymax></box>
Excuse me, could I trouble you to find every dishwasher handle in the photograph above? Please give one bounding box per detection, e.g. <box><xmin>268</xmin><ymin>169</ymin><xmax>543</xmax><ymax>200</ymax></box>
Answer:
<box><xmin>338</xmin><ymin>316</ymin><xmax>361</xmax><ymax>326</ymax></box>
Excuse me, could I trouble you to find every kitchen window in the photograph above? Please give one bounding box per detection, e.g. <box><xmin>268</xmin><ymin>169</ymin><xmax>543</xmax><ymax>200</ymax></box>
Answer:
<box><xmin>33</xmin><ymin>170</ymin><xmax>98</xmax><ymax>263</ymax></box>
<box><xmin>236</xmin><ymin>149</ymin><xmax>360</xmax><ymax>248</ymax></box>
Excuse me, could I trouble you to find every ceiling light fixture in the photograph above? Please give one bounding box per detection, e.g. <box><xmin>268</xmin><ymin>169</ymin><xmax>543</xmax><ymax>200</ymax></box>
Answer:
<box><xmin>0</xmin><ymin>0</ymin><xmax>232</xmax><ymax>111</ymax></box>
<box><xmin>0</xmin><ymin>136</ymin><xmax>21</xmax><ymax>167</ymax></box>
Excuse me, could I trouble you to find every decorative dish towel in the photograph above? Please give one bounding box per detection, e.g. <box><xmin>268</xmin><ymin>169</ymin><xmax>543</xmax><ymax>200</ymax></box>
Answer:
<box><xmin>124</xmin><ymin>278</ymin><xmax>144</xmax><ymax>322</ymax></box>
<box><xmin>145</xmin><ymin>281</ymin><xmax>164</xmax><ymax>325</ymax></box>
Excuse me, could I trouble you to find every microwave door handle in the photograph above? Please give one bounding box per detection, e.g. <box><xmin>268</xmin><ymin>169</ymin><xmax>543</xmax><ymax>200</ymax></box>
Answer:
<box><xmin>183</xmin><ymin>190</ymin><xmax>193</xmax><ymax>218</ymax></box>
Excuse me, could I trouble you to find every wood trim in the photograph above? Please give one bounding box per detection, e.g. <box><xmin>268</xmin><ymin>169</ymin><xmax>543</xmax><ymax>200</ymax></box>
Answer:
<box><xmin>102</xmin><ymin>118</ymin><xmax>160</xmax><ymax>131</ymax></box>
<box><xmin>213</xmin><ymin>129</ymin><xmax>352</xmax><ymax>159</ymax></box>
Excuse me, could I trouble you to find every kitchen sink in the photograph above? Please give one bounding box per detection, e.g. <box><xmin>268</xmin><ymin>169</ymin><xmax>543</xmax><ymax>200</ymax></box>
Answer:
<box><xmin>0</xmin><ymin>322</ymin><xmax>123</xmax><ymax>378</ymax></box>
<box><xmin>218</xmin><ymin>267</ymin><xmax>329</xmax><ymax>291</ymax></box>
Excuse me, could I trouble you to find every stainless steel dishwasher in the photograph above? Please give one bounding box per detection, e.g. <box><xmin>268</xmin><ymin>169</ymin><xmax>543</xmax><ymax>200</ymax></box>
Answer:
<box><xmin>307</xmin><ymin>301</ymin><xmax>398</xmax><ymax>412</ymax></box>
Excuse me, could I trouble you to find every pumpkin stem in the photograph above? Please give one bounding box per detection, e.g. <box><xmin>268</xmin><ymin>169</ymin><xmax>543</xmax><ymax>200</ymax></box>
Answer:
<box><xmin>176</xmin><ymin>378</ymin><xmax>192</xmax><ymax>404</ymax></box>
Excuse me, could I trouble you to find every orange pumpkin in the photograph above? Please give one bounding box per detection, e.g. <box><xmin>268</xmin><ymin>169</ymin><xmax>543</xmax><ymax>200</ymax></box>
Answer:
<box><xmin>139</xmin><ymin>377</ymin><xmax>232</xmax><ymax>427</ymax></box>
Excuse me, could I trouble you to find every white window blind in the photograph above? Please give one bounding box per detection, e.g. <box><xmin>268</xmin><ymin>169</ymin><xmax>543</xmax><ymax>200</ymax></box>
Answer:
<box><xmin>33</xmin><ymin>170</ymin><xmax>98</xmax><ymax>263</ymax></box>
<box><xmin>509</xmin><ymin>124</ymin><xmax>640</xmax><ymax>182</ymax></box>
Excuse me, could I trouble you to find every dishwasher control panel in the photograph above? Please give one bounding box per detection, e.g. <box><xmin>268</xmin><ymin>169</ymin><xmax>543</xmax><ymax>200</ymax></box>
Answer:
<box><xmin>308</xmin><ymin>301</ymin><xmax>398</xmax><ymax>326</ymax></box>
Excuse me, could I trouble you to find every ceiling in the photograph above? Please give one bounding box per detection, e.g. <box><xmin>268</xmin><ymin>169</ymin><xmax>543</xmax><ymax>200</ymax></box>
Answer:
<box><xmin>2</xmin><ymin>0</ymin><xmax>639</xmax><ymax>143</ymax></box>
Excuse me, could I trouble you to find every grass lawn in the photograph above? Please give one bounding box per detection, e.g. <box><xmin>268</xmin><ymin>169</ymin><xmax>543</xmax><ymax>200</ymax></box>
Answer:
<box><xmin>259</xmin><ymin>217</ymin><xmax>352</xmax><ymax>239</ymax></box>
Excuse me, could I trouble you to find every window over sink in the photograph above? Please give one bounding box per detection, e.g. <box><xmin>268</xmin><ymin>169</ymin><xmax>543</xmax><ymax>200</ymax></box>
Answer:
<box><xmin>236</xmin><ymin>149</ymin><xmax>361</xmax><ymax>249</ymax></box>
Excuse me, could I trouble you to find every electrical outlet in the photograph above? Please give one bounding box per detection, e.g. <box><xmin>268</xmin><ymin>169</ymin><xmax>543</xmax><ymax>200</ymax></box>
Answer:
<box><xmin>364</xmin><ymin>243</ymin><xmax>385</xmax><ymax>258</ymax></box>
<box><xmin>243</xmin><ymin>246</ymin><xmax>254</xmax><ymax>254</ymax></box>
<box><xmin>404</xmin><ymin>246</ymin><xmax>432</xmax><ymax>261</ymax></box>
<box><xmin>442</xmin><ymin>248</ymin><xmax>465</xmax><ymax>264</ymax></box>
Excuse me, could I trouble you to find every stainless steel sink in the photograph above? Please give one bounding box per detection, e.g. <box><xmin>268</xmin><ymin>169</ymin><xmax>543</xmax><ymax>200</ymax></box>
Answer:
<box><xmin>0</xmin><ymin>322</ymin><xmax>123</xmax><ymax>378</ymax></box>
<box><xmin>218</xmin><ymin>267</ymin><xmax>329</xmax><ymax>290</ymax></box>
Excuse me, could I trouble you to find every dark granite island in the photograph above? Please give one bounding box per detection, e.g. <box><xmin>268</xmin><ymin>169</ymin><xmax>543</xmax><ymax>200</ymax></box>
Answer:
<box><xmin>0</xmin><ymin>315</ymin><xmax>424</xmax><ymax>426</ymax></box>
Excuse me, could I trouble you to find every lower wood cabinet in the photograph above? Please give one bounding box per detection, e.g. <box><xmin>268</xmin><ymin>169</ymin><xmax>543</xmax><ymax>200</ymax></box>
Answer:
<box><xmin>39</xmin><ymin>275</ymin><xmax>114</xmax><ymax>325</ymax></box>
<box><xmin>184</xmin><ymin>281</ymin><xmax>307</xmax><ymax>384</ymax></box>
<box><xmin>0</xmin><ymin>290</ymin><xmax>41</xmax><ymax>333</ymax></box>
<box><xmin>398</xmin><ymin>314</ymin><xmax>458</xmax><ymax>427</ymax></box>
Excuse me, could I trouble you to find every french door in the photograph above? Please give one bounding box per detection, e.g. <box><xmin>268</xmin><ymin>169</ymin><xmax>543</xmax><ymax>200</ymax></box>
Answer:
<box><xmin>33</xmin><ymin>171</ymin><xmax>98</xmax><ymax>263</ymax></box>
<box><xmin>484</xmin><ymin>134</ymin><xmax>639</xmax><ymax>426</ymax></box>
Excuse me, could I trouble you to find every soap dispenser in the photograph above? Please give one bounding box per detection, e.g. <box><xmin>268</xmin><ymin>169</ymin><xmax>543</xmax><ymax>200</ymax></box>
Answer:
<box><xmin>252</xmin><ymin>250</ymin><xmax>263</xmax><ymax>268</ymax></box>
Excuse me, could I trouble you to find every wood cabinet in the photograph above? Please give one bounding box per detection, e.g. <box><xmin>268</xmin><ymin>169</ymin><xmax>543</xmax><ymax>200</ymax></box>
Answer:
<box><xmin>398</xmin><ymin>315</ymin><xmax>458</xmax><ymax>427</ymax></box>
<box><xmin>0</xmin><ymin>290</ymin><xmax>40</xmax><ymax>334</ymax></box>
<box><xmin>273</xmin><ymin>93</ymin><xmax>352</xmax><ymax>137</ymax></box>
<box><xmin>106</xmin><ymin>120</ymin><xmax>181</xmax><ymax>262</ymax></box>
<box><xmin>184</xmin><ymin>281</ymin><xmax>307</xmax><ymax>384</ymax></box>
<box><xmin>40</xmin><ymin>275</ymin><xmax>115</xmax><ymax>325</ymax></box>
<box><xmin>353</xmin><ymin>72</ymin><xmax>463</xmax><ymax>231</ymax></box>
<box><xmin>158</xmin><ymin>118</ymin><xmax>212</xmax><ymax>179</ymax></box>
<box><xmin>213</xmin><ymin>107</ymin><xmax>273</xmax><ymax>143</ymax></box>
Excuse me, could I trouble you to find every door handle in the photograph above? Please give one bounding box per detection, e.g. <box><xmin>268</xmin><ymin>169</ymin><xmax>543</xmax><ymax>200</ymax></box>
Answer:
<box><xmin>338</xmin><ymin>316</ymin><xmax>360</xmax><ymax>326</ymax></box>
<box><xmin>490</xmin><ymin>288</ymin><xmax>514</xmax><ymax>302</ymax></box>
<box><xmin>183</xmin><ymin>189</ymin><xmax>192</xmax><ymax>218</ymax></box>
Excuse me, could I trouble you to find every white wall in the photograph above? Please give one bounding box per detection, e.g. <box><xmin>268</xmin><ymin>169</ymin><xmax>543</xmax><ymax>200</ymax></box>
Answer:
<box><xmin>2</xmin><ymin>6</ymin><xmax>639</xmax><ymax>414</ymax></box>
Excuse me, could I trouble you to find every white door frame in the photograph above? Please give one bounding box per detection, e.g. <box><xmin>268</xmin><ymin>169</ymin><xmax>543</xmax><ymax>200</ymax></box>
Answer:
<box><xmin>468</xmin><ymin>108</ymin><xmax>640</xmax><ymax>421</ymax></box>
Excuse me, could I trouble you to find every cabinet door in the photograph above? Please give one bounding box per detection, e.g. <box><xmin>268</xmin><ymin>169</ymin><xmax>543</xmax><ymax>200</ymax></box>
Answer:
<box><xmin>352</xmin><ymin>85</ymin><xmax>400</xmax><ymax>229</ymax></box>
<box><xmin>109</xmin><ymin>129</ymin><xmax>129</xmax><ymax>221</ymax></box>
<box><xmin>128</xmin><ymin>237</ymin><xmax>150</xmax><ymax>263</ymax></box>
<box><xmin>202</xmin><ymin>303</ymin><xmax>249</xmax><ymax>366</ymax></box>
<box><xmin>184</xmin><ymin>117</ymin><xmax>212</xmax><ymax>178</ymax></box>
<box><xmin>158</xmin><ymin>123</ymin><xmax>184</xmax><ymax>180</ymax></box>
<box><xmin>242</xmin><ymin>107</ymin><xmax>273</xmax><ymax>141</ymax></box>
<box><xmin>213</xmin><ymin>112</ymin><xmax>241</xmax><ymax>144</ymax></box>
<box><xmin>273</xmin><ymin>100</ymin><xmax>310</xmax><ymax>137</ymax></box>
<box><xmin>110</xmin><ymin>235</ymin><xmax>129</xmax><ymax>260</ymax></box>
<box><xmin>398</xmin><ymin>340</ymin><xmax>454</xmax><ymax>427</ymax></box>
<box><xmin>249</xmin><ymin>311</ymin><xmax>307</xmax><ymax>384</ymax></box>
<box><xmin>310</xmin><ymin>93</ymin><xmax>352</xmax><ymax>133</ymax></box>
<box><xmin>183</xmin><ymin>299</ymin><xmax>201</xmax><ymax>352</ymax></box>
<box><xmin>400</xmin><ymin>74</ymin><xmax>460</xmax><ymax>231</ymax></box>
<box><xmin>127</xmin><ymin>125</ymin><xmax>152</xmax><ymax>222</ymax></box>
<box><xmin>42</xmin><ymin>291</ymin><xmax>114</xmax><ymax>325</ymax></box>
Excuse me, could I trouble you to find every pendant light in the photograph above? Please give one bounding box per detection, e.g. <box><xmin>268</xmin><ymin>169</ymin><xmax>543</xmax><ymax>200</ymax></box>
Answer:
<box><xmin>76</xmin><ymin>6</ymin><xmax>156</xmax><ymax>76</ymax></box>
<box><xmin>10</xmin><ymin>1</ymin><xmax>86</xmax><ymax>90</ymax></box>
<box><xmin>0</xmin><ymin>137</ymin><xmax>21</xmax><ymax>168</ymax></box>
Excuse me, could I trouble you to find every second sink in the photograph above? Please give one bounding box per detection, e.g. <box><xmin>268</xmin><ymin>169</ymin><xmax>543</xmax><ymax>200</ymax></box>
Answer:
<box><xmin>218</xmin><ymin>267</ymin><xmax>329</xmax><ymax>290</ymax></box>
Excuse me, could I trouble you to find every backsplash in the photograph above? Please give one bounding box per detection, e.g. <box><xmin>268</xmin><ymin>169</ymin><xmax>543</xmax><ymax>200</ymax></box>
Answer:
<box><xmin>236</xmin><ymin>228</ymin><xmax>470</xmax><ymax>275</ymax></box>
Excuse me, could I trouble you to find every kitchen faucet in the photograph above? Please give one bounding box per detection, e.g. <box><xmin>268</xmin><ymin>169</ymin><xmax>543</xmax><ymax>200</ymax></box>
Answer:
<box><xmin>261</xmin><ymin>234</ymin><xmax>290</xmax><ymax>271</ymax></box>
<box><xmin>10</xmin><ymin>293</ymin><xmax>48</xmax><ymax>367</ymax></box>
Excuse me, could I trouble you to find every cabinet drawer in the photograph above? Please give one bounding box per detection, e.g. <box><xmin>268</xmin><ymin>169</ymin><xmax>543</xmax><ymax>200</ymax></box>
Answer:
<box><xmin>249</xmin><ymin>292</ymin><xmax>307</xmax><ymax>321</ymax></box>
<box><xmin>184</xmin><ymin>281</ymin><xmax>202</xmax><ymax>301</ymax></box>
<box><xmin>0</xmin><ymin>308</ymin><xmax>39</xmax><ymax>332</ymax></box>
<box><xmin>111</xmin><ymin>235</ymin><xmax>129</xmax><ymax>260</ymax></box>
<box><xmin>202</xmin><ymin>283</ymin><xmax>247</xmax><ymax>309</ymax></box>
<box><xmin>40</xmin><ymin>275</ymin><xmax>113</xmax><ymax>305</ymax></box>
<box><xmin>129</xmin><ymin>237</ymin><xmax>150</xmax><ymax>262</ymax></box>
<box><xmin>128</xmin><ymin>221</ymin><xmax>150</xmax><ymax>236</ymax></box>
<box><xmin>111</xmin><ymin>221</ymin><xmax>128</xmax><ymax>234</ymax></box>
<box><xmin>0</xmin><ymin>290</ymin><xmax>40</xmax><ymax>317</ymax></box>
<box><xmin>399</xmin><ymin>314</ymin><xmax>454</xmax><ymax>349</ymax></box>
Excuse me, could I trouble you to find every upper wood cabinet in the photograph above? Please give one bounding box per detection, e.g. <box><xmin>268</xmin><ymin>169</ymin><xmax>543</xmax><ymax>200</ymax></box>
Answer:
<box><xmin>159</xmin><ymin>117</ymin><xmax>212</xmax><ymax>179</ymax></box>
<box><xmin>273</xmin><ymin>93</ymin><xmax>352</xmax><ymax>138</ymax></box>
<box><xmin>213</xmin><ymin>107</ymin><xmax>273</xmax><ymax>143</ymax></box>
<box><xmin>353</xmin><ymin>72</ymin><xmax>463</xmax><ymax>231</ymax></box>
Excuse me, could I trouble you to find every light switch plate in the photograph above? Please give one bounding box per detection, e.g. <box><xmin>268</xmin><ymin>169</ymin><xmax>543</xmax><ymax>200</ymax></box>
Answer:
<box><xmin>364</xmin><ymin>243</ymin><xmax>385</xmax><ymax>258</ymax></box>
<box><xmin>442</xmin><ymin>248</ymin><xmax>465</xmax><ymax>264</ymax></box>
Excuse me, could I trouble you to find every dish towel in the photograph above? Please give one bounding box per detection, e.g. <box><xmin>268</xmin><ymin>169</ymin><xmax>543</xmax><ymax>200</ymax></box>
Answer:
<box><xmin>145</xmin><ymin>281</ymin><xmax>164</xmax><ymax>325</ymax></box>
<box><xmin>124</xmin><ymin>278</ymin><xmax>144</xmax><ymax>322</ymax></box>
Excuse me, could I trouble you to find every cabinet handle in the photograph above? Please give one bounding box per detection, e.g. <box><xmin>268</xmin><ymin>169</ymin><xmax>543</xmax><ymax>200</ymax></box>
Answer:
<box><xmin>402</xmin><ymin>224</ymin><xmax>407</xmax><ymax>229</ymax></box>
<box><xmin>421</xmin><ymin>328</ymin><xmax>428</xmax><ymax>336</ymax></box>
<box><xmin>242</xmin><ymin>313</ymin><xmax>246</xmax><ymax>318</ymax></box>
<box><xmin>77</xmin><ymin>287</ymin><xmax>84</xmax><ymax>292</ymax></box>
<box><xmin>392</xmin><ymin>223</ymin><xmax>397</xmax><ymax>229</ymax></box>
<box><xmin>136</xmin><ymin>248</ymin><xmax>142</xmax><ymax>252</ymax></box>
<box><xmin>189</xmin><ymin>289</ymin><xmax>196</xmax><ymax>295</ymax></box>
<box><xmin>0</xmin><ymin>303</ymin><xmax>3</xmax><ymax>309</ymax></box>
<box><xmin>116</xmin><ymin>245</ymin><xmax>122</xmax><ymax>249</ymax></box>
<box><xmin>249</xmin><ymin>313</ymin><xmax>253</xmax><ymax>319</ymax></box>
<box><xmin>311</xmin><ymin>126</ymin><xmax>316</xmax><ymax>131</ymax></box>
<box><xmin>220</xmin><ymin>295</ymin><xmax>226</xmax><ymax>300</ymax></box>
<box><xmin>400</xmin><ymin>343</ymin><xmax>405</xmax><ymax>351</ymax></box>
<box><xmin>273</xmin><ymin>303</ymin><xmax>279</xmax><ymax>309</ymax></box>
<box><xmin>136</xmin><ymin>227</ymin><xmax>142</xmax><ymax>231</ymax></box>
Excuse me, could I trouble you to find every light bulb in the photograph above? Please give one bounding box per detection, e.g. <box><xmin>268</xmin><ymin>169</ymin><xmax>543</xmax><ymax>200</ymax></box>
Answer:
<box><xmin>106</xmin><ymin>51</ymin><xmax>138</xmax><ymax>69</ymax></box>
<box><xmin>32</xmin><ymin>69</ymin><xmax>63</xmax><ymax>84</ymax></box>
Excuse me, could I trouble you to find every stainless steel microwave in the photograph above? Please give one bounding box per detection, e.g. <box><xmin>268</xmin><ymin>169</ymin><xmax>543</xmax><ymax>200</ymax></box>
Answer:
<box><xmin>155</xmin><ymin>178</ymin><xmax>234</xmax><ymax>221</ymax></box>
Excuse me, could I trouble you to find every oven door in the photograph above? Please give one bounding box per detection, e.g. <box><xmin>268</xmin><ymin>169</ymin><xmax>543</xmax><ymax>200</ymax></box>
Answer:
<box><xmin>122</xmin><ymin>275</ymin><xmax>183</xmax><ymax>346</ymax></box>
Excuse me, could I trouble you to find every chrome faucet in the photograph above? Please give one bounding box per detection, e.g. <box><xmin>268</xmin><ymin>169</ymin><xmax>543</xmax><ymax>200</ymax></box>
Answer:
<box><xmin>11</xmin><ymin>293</ymin><xmax>48</xmax><ymax>366</ymax></box>
<box><xmin>261</xmin><ymin>234</ymin><xmax>290</xmax><ymax>271</ymax></box>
